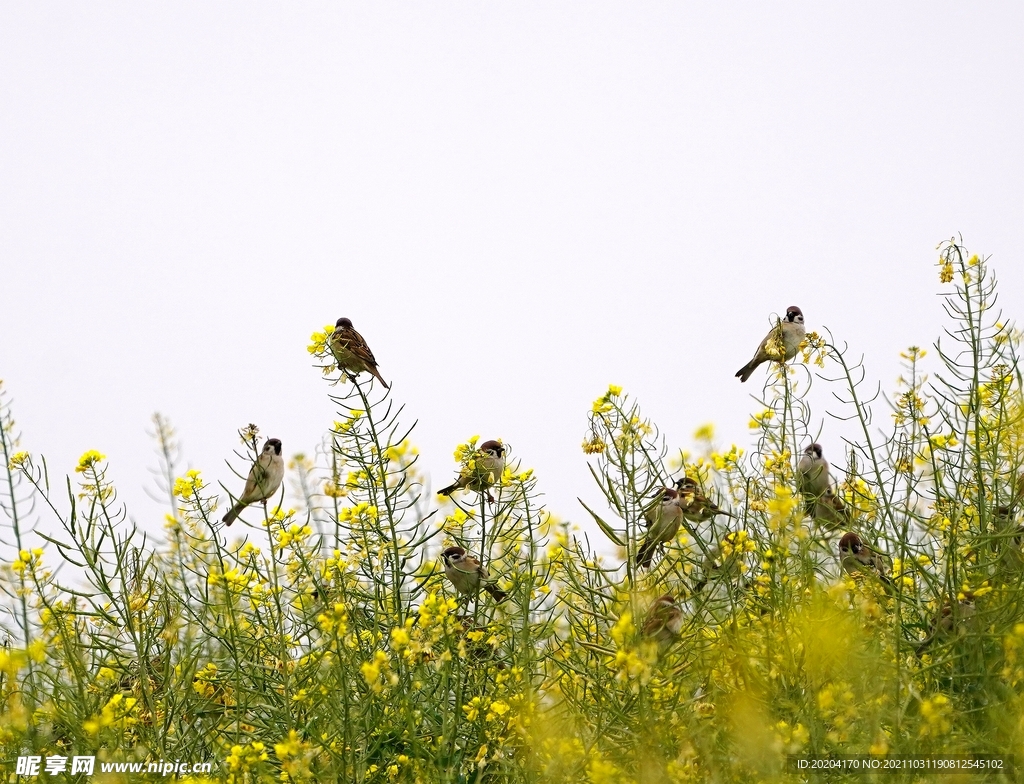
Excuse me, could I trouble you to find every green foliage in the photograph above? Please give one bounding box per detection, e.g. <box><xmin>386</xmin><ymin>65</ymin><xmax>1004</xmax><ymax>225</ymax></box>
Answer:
<box><xmin>1</xmin><ymin>240</ymin><xmax>1023</xmax><ymax>782</ymax></box>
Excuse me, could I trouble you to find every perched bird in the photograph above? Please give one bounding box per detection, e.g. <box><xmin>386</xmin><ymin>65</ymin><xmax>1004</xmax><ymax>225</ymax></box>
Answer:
<box><xmin>837</xmin><ymin>532</ymin><xmax>891</xmax><ymax>587</ymax></box>
<box><xmin>735</xmin><ymin>305</ymin><xmax>806</xmax><ymax>382</ymax></box>
<box><xmin>329</xmin><ymin>317</ymin><xmax>390</xmax><ymax>389</ymax></box>
<box><xmin>991</xmin><ymin>505</ymin><xmax>1024</xmax><ymax>573</ymax></box>
<box><xmin>642</xmin><ymin>594</ymin><xmax>684</xmax><ymax>650</ymax></box>
<box><xmin>440</xmin><ymin>545</ymin><xmax>507</xmax><ymax>603</ymax></box>
<box><xmin>674</xmin><ymin>477</ymin><xmax>731</xmax><ymax>523</ymax></box>
<box><xmin>692</xmin><ymin>541</ymin><xmax>743</xmax><ymax>594</ymax></box>
<box><xmin>812</xmin><ymin>488</ymin><xmax>851</xmax><ymax>529</ymax></box>
<box><xmin>636</xmin><ymin>488</ymin><xmax>684</xmax><ymax>569</ymax></box>
<box><xmin>797</xmin><ymin>444</ymin><xmax>850</xmax><ymax>527</ymax></box>
<box><xmin>438</xmin><ymin>440</ymin><xmax>505</xmax><ymax>503</ymax></box>
<box><xmin>222</xmin><ymin>438</ymin><xmax>284</xmax><ymax>526</ymax></box>
<box><xmin>917</xmin><ymin>593</ymin><xmax>977</xmax><ymax>653</ymax></box>
<box><xmin>797</xmin><ymin>443</ymin><xmax>831</xmax><ymax>500</ymax></box>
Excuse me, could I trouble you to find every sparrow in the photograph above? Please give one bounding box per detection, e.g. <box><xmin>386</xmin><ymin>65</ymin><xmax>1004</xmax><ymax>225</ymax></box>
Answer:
<box><xmin>674</xmin><ymin>477</ymin><xmax>732</xmax><ymax>522</ymax></box>
<box><xmin>837</xmin><ymin>532</ymin><xmax>891</xmax><ymax>588</ymax></box>
<box><xmin>222</xmin><ymin>438</ymin><xmax>284</xmax><ymax>526</ymax></box>
<box><xmin>641</xmin><ymin>594</ymin><xmax>683</xmax><ymax>650</ymax></box>
<box><xmin>811</xmin><ymin>488</ymin><xmax>851</xmax><ymax>529</ymax></box>
<box><xmin>440</xmin><ymin>546</ymin><xmax>507</xmax><ymax>603</ymax></box>
<box><xmin>991</xmin><ymin>505</ymin><xmax>1024</xmax><ymax>573</ymax></box>
<box><xmin>692</xmin><ymin>543</ymin><xmax>742</xmax><ymax>594</ymax></box>
<box><xmin>329</xmin><ymin>317</ymin><xmax>389</xmax><ymax>389</ymax></box>
<box><xmin>916</xmin><ymin>593</ymin><xmax>977</xmax><ymax>653</ymax></box>
<box><xmin>438</xmin><ymin>440</ymin><xmax>505</xmax><ymax>503</ymax></box>
<box><xmin>797</xmin><ymin>444</ymin><xmax>850</xmax><ymax>527</ymax></box>
<box><xmin>636</xmin><ymin>488</ymin><xmax>684</xmax><ymax>569</ymax></box>
<box><xmin>735</xmin><ymin>305</ymin><xmax>806</xmax><ymax>382</ymax></box>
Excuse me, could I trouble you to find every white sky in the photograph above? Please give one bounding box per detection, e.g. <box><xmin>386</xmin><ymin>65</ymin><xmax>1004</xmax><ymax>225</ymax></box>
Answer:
<box><xmin>2</xmin><ymin>4</ymin><xmax>1023</xmax><ymax>547</ymax></box>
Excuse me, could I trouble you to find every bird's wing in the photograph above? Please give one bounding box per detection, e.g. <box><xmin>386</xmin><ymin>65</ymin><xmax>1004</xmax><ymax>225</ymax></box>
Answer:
<box><xmin>341</xmin><ymin>327</ymin><xmax>379</xmax><ymax>367</ymax></box>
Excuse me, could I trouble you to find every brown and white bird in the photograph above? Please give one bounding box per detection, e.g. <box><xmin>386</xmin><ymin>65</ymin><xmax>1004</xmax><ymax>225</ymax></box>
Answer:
<box><xmin>735</xmin><ymin>305</ymin><xmax>806</xmax><ymax>382</ymax></box>
<box><xmin>329</xmin><ymin>317</ymin><xmax>389</xmax><ymax>389</ymax></box>
<box><xmin>438</xmin><ymin>440</ymin><xmax>505</xmax><ymax>502</ymax></box>
<box><xmin>440</xmin><ymin>545</ymin><xmax>507</xmax><ymax>602</ymax></box>
<box><xmin>837</xmin><ymin>532</ymin><xmax>891</xmax><ymax>587</ymax></box>
<box><xmin>674</xmin><ymin>477</ymin><xmax>731</xmax><ymax>523</ymax></box>
<box><xmin>917</xmin><ymin>593</ymin><xmax>977</xmax><ymax>653</ymax></box>
<box><xmin>222</xmin><ymin>438</ymin><xmax>284</xmax><ymax>526</ymax></box>
<box><xmin>991</xmin><ymin>505</ymin><xmax>1024</xmax><ymax>573</ymax></box>
<box><xmin>813</xmin><ymin>488</ymin><xmax>851</xmax><ymax>529</ymax></box>
<box><xmin>636</xmin><ymin>488</ymin><xmax>685</xmax><ymax>569</ymax></box>
<box><xmin>692</xmin><ymin>543</ymin><xmax>743</xmax><ymax>594</ymax></box>
<box><xmin>641</xmin><ymin>594</ymin><xmax>684</xmax><ymax>650</ymax></box>
<box><xmin>797</xmin><ymin>444</ymin><xmax>850</xmax><ymax>528</ymax></box>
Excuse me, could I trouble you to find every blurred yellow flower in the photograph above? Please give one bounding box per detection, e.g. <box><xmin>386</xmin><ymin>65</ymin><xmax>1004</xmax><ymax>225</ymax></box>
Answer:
<box><xmin>693</xmin><ymin>423</ymin><xmax>715</xmax><ymax>441</ymax></box>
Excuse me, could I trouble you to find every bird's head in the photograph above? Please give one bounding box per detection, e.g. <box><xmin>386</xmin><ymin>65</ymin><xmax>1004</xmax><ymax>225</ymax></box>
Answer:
<box><xmin>479</xmin><ymin>440</ymin><xmax>505</xmax><ymax>458</ymax></box>
<box><xmin>785</xmin><ymin>306</ymin><xmax>804</xmax><ymax>324</ymax></box>
<box><xmin>264</xmin><ymin>438</ymin><xmax>283</xmax><ymax>456</ymax></box>
<box><xmin>651</xmin><ymin>594</ymin><xmax>677</xmax><ymax>610</ymax></box>
<box><xmin>838</xmin><ymin>532</ymin><xmax>862</xmax><ymax>556</ymax></box>
<box><xmin>336</xmin><ymin>317</ymin><xmax>353</xmax><ymax>329</ymax></box>
<box><xmin>441</xmin><ymin>545</ymin><xmax>467</xmax><ymax>566</ymax></box>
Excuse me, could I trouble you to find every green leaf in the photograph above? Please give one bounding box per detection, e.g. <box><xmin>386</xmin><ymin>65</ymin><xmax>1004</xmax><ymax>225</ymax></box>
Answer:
<box><xmin>578</xmin><ymin>497</ymin><xmax>625</xmax><ymax>547</ymax></box>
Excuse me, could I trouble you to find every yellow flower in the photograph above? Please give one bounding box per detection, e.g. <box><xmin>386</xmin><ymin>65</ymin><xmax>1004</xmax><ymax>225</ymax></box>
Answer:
<box><xmin>360</xmin><ymin>651</ymin><xmax>389</xmax><ymax>692</ymax></box>
<box><xmin>581</xmin><ymin>434</ymin><xmax>606</xmax><ymax>454</ymax></box>
<box><xmin>800</xmin><ymin>330</ymin><xmax>828</xmax><ymax>367</ymax></box>
<box><xmin>463</xmin><ymin>696</ymin><xmax>484</xmax><ymax>722</ymax></box>
<box><xmin>75</xmin><ymin>450</ymin><xmax>106</xmax><ymax>473</ymax></box>
<box><xmin>767</xmin><ymin>485</ymin><xmax>799</xmax><ymax>528</ymax></box>
<box><xmin>938</xmin><ymin>259</ymin><xmax>954</xmax><ymax>283</ymax></box>
<box><xmin>172</xmin><ymin>469</ymin><xmax>204</xmax><ymax>498</ymax></box>
<box><xmin>487</xmin><ymin>700</ymin><xmax>510</xmax><ymax>720</ymax></box>
<box><xmin>7</xmin><ymin>451</ymin><xmax>29</xmax><ymax>470</ymax></box>
<box><xmin>390</xmin><ymin>626</ymin><xmax>410</xmax><ymax>650</ymax></box>
<box><xmin>453</xmin><ymin>436</ymin><xmax>480</xmax><ymax>463</ymax></box>
<box><xmin>919</xmin><ymin>694</ymin><xmax>952</xmax><ymax>737</ymax></box>
<box><xmin>307</xmin><ymin>323</ymin><xmax>336</xmax><ymax>356</ymax></box>
<box><xmin>693</xmin><ymin>423</ymin><xmax>715</xmax><ymax>442</ymax></box>
<box><xmin>587</xmin><ymin>755</ymin><xmax>622</xmax><ymax>784</ymax></box>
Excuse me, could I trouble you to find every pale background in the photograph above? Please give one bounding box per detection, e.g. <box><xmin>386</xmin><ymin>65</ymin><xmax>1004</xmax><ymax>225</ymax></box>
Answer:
<box><xmin>2</xmin><ymin>4</ymin><xmax>1023</xmax><ymax>546</ymax></box>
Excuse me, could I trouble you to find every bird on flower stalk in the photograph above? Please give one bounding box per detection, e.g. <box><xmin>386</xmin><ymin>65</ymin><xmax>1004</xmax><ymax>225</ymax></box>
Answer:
<box><xmin>837</xmin><ymin>532</ymin><xmax>891</xmax><ymax>589</ymax></box>
<box><xmin>222</xmin><ymin>438</ymin><xmax>284</xmax><ymax>526</ymax></box>
<box><xmin>636</xmin><ymin>488</ymin><xmax>685</xmax><ymax>569</ymax></box>
<box><xmin>674</xmin><ymin>476</ymin><xmax>733</xmax><ymax>523</ymax></box>
<box><xmin>329</xmin><ymin>317</ymin><xmax>390</xmax><ymax>389</ymax></box>
<box><xmin>642</xmin><ymin>594</ymin><xmax>683</xmax><ymax>651</ymax></box>
<box><xmin>797</xmin><ymin>443</ymin><xmax>850</xmax><ymax>528</ymax></box>
<box><xmin>440</xmin><ymin>546</ymin><xmax>507</xmax><ymax>603</ymax></box>
<box><xmin>916</xmin><ymin>592</ymin><xmax>977</xmax><ymax>654</ymax></box>
<box><xmin>438</xmin><ymin>440</ymin><xmax>505</xmax><ymax>503</ymax></box>
<box><xmin>735</xmin><ymin>305</ymin><xmax>805</xmax><ymax>382</ymax></box>
<box><xmin>692</xmin><ymin>541</ymin><xmax>744</xmax><ymax>594</ymax></box>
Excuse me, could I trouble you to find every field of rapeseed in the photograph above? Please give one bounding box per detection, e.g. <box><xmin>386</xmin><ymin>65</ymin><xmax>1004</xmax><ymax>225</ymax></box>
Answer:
<box><xmin>3</xmin><ymin>240</ymin><xmax>1024</xmax><ymax>782</ymax></box>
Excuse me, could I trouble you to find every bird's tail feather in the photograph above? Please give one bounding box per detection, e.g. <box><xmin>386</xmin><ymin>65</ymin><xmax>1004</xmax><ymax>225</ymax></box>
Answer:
<box><xmin>636</xmin><ymin>538</ymin><xmax>656</xmax><ymax>569</ymax></box>
<box><xmin>485</xmin><ymin>584</ymin><xmax>508</xmax><ymax>603</ymax></box>
<box><xmin>735</xmin><ymin>361</ymin><xmax>758</xmax><ymax>382</ymax></box>
<box><xmin>222</xmin><ymin>501</ymin><xmax>245</xmax><ymax>526</ymax></box>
